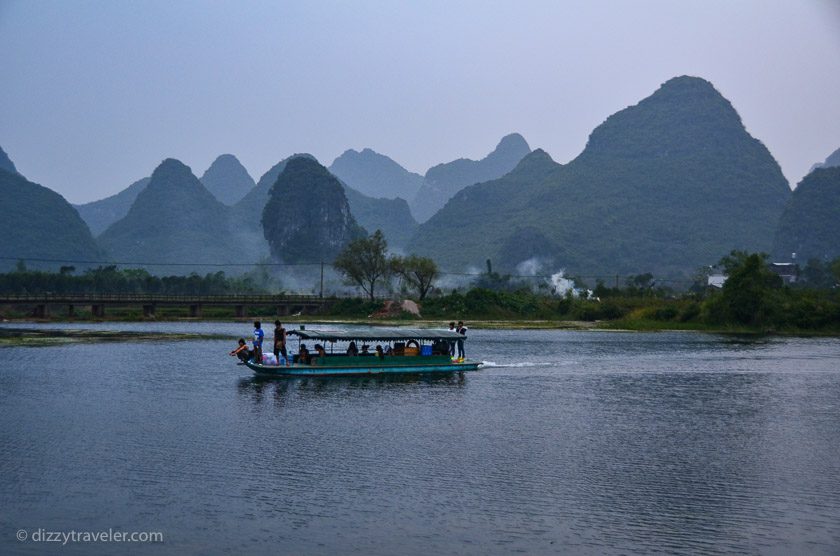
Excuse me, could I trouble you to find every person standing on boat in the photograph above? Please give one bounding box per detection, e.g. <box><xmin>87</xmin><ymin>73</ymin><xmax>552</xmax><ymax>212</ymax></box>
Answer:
<box><xmin>253</xmin><ymin>321</ymin><xmax>264</xmax><ymax>364</ymax></box>
<box><xmin>273</xmin><ymin>320</ymin><xmax>288</xmax><ymax>364</ymax></box>
<box><xmin>448</xmin><ymin>321</ymin><xmax>456</xmax><ymax>357</ymax></box>
<box><xmin>456</xmin><ymin>321</ymin><xmax>467</xmax><ymax>362</ymax></box>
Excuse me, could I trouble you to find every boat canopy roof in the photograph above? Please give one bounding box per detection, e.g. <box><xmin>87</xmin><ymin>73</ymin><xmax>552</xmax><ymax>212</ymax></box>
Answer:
<box><xmin>287</xmin><ymin>327</ymin><xmax>464</xmax><ymax>342</ymax></box>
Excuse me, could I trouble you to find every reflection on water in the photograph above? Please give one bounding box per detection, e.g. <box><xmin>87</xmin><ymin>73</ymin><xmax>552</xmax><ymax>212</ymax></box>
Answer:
<box><xmin>237</xmin><ymin>372</ymin><xmax>467</xmax><ymax>398</ymax></box>
<box><xmin>1</xmin><ymin>326</ymin><xmax>839</xmax><ymax>555</ymax></box>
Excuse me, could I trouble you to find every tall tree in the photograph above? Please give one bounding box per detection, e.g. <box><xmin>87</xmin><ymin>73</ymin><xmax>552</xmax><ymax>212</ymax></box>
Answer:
<box><xmin>392</xmin><ymin>255</ymin><xmax>439</xmax><ymax>300</ymax></box>
<box><xmin>333</xmin><ymin>230</ymin><xmax>390</xmax><ymax>301</ymax></box>
<box><xmin>716</xmin><ymin>253</ymin><xmax>782</xmax><ymax>325</ymax></box>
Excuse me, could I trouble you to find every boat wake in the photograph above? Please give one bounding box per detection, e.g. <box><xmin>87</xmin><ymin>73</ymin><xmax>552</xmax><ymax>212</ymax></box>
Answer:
<box><xmin>480</xmin><ymin>360</ymin><xmax>563</xmax><ymax>369</ymax></box>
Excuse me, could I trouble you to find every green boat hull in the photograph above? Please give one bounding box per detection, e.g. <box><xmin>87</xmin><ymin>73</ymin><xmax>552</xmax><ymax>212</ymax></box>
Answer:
<box><xmin>242</xmin><ymin>357</ymin><xmax>481</xmax><ymax>377</ymax></box>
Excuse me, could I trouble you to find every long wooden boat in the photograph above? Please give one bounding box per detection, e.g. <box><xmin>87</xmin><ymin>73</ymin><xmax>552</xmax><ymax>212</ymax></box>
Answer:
<box><xmin>241</xmin><ymin>327</ymin><xmax>480</xmax><ymax>377</ymax></box>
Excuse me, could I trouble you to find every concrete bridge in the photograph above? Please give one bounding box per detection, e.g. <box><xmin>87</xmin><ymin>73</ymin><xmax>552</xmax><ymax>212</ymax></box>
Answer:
<box><xmin>0</xmin><ymin>293</ymin><xmax>333</xmax><ymax>318</ymax></box>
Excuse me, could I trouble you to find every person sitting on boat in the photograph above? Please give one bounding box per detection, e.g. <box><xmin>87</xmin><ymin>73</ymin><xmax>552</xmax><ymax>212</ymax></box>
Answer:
<box><xmin>361</xmin><ymin>344</ymin><xmax>370</xmax><ymax>355</ymax></box>
<box><xmin>229</xmin><ymin>338</ymin><xmax>253</xmax><ymax>363</ymax></box>
<box><xmin>314</xmin><ymin>344</ymin><xmax>327</xmax><ymax>360</ymax></box>
<box><xmin>375</xmin><ymin>345</ymin><xmax>384</xmax><ymax>359</ymax></box>
<box><xmin>298</xmin><ymin>343</ymin><xmax>311</xmax><ymax>365</ymax></box>
<box><xmin>346</xmin><ymin>341</ymin><xmax>359</xmax><ymax>356</ymax></box>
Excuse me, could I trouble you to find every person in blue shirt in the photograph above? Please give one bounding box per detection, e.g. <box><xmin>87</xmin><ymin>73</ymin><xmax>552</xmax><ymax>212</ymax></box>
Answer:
<box><xmin>253</xmin><ymin>321</ymin><xmax>264</xmax><ymax>364</ymax></box>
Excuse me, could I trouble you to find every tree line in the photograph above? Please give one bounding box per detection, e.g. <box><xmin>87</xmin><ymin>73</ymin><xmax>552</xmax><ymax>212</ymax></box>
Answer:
<box><xmin>0</xmin><ymin>263</ymin><xmax>267</xmax><ymax>295</ymax></box>
<box><xmin>5</xmin><ymin>236</ymin><xmax>840</xmax><ymax>332</ymax></box>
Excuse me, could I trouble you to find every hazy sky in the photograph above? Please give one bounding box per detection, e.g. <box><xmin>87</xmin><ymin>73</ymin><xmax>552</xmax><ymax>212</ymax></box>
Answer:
<box><xmin>1</xmin><ymin>0</ymin><xmax>839</xmax><ymax>203</ymax></box>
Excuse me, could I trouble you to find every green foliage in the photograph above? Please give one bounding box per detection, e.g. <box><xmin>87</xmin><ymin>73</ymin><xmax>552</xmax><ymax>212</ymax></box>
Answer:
<box><xmin>323</xmin><ymin>297</ymin><xmax>381</xmax><ymax>317</ymax></box>
<box><xmin>799</xmin><ymin>258</ymin><xmax>836</xmax><ymax>289</ymax></box>
<box><xmin>391</xmin><ymin>255</ymin><xmax>439</xmax><ymax>300</ymax></box>
<box><xmin>333</xmin><ymin>230</ymin><xmax>391</xmax><ymax>301</ymax></box>
<box><xmin>420</xmin><ymin>288</ymin><xmax>562</xmax><ymax>319</ymax></box>
<box><xmin>705</xmin><ymin>253</ymin><xmax>782</xmax><ymax>326</ymax></box>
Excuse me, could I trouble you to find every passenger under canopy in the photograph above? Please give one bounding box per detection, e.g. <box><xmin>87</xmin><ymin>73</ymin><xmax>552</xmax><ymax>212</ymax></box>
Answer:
<box><xmin>287</xmin><ymin>327</ymin><xmax>464</xmax><ymax>343</ymax></box>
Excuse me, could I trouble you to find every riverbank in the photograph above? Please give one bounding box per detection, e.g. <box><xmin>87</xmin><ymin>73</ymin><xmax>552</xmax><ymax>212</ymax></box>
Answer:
<box><xmin>4</xmin><ymin>316</ymin><xmax>839</xmax><ymax>337</ymax></box>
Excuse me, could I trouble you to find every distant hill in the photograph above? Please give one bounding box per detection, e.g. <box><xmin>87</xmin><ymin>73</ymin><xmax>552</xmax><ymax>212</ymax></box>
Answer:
<box><xmin>329</xmin><ymin>148</ymin><xmax>423</xmax><ymax>201</ymax></box>
<box><xmin>410</xmin><ymin>133</ymin><xmax>531</xmax><ymax>222</ymax></box>
<box><xmin>75</xmin><ymin>177</ymin><xmax>150</xmax><ymax>236</ymax></box>
<box><xmin>0</xmin><ymin>168</ymin><xmax>102</xmax><ymax>271</ymax></box>
<box><xmin>809</xmin><ymin>147</ymin><xmax>840</xmax><ymax>173</ymax></box>
<box><xmin>199</xmin><ymin>154</ymin><xmax>255</xmax><ymax>205</ymax></box>
<box><xmin>409</xmin><ymin>76</ymin><xmax>791</xmax><ymax>276</ymax></box>
<box><xmin>341</xmin><ymin>187</ymin><xmax>417</xmax><ymax>249</ymax></box>
<box><xmin>262</xmin><ymin>157</ymin><xmax>365</xmax><ymax>263</ymax></box>
<box><xmin>99</xmin><ymin>159</ymin><xmax>260</xmax><ymax>274</ymax></box>
<box><xmin>772</xmin><ymin>167</ymin><xmax>840</xmax><ymax>263</ymax></box>
<box><xmin>0</xmin><ymin>145</ymin><xmax>18</xmax><ymax>175</ymax></box>
<box><xmin>239</xmin><ymin>154</ymin><xmax>417</xmax><ymax>249</ymax></box>
<box><xmin>232</xmin><ymin>154</ymin><xmax>317</xmax><ymax>234</ymax></box>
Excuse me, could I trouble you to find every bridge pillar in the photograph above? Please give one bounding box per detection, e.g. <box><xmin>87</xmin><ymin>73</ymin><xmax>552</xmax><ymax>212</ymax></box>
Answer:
<box><xmin>33</xmin><ymin>304</ymin><xmax>48</xmax><ymax>318</ymax></box>
<box><xmin>189</xmin><ymin>304</ymin><xmax>202</xmax><ymax>318</ymax></box>
<box><xmin>91</xmin><ymin>304</ymin><xmax>105</xmax><ymax>318</ymax></box>
<box><xmin>235</xmin><ymin>305</ymin><xmax>246</xmax><ymax>318</ymax></box>
<box><xmin>142</xmin><ymin>304</ymin><xmax>156</xmax><ymax>318</ymax></box>
<box><xmin>67</xmin><ymin>304</ymin><xmax>75</xmax><ymax>317</ymax></box>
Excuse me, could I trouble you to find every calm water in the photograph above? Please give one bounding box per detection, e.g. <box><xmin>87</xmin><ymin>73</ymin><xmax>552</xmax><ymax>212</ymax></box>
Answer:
<box><xmin>1</xmin><ymin>323</ymin><xmax>839</xmax><ymax>555</ymax></box>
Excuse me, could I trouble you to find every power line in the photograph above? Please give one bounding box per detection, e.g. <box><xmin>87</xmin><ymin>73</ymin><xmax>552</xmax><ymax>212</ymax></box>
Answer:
<box><xmin>1</xmin><ymin>256</ymin><xmax>697</xmax><ymax>283</ymax></box>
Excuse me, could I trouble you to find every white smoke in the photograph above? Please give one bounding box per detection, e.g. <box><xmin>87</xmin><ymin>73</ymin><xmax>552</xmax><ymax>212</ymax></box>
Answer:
<box><xmin>549</xmin><ymin>270</ymin><xmax>592</xmax><ymax>298</ymax></box>
<box><xmin>511</xmin><ymin>258</ymin><xmax>592</xmax><ymax>298</ymax></box>
<box><xmin>516</xmin><ymin>257</ymin><xmax>543</xmax><ymax>276</ymax></box>
<box><xmin>435</xmin><ymin>265</ymin><xmax>483</xmax><ymax>292</ymax></box>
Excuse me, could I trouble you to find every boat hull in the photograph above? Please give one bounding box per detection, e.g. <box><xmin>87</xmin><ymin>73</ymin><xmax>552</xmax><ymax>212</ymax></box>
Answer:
<box><xmin>243</xmin><ymin>359</ymin><xmax>481</xmax><ymax>377</ymax></box>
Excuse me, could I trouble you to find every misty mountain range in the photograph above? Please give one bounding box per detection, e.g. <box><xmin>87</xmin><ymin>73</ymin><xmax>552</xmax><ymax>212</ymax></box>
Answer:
<box><xmin>3</xmin><ymin>75</ymin><xmax>840</xmax><ymax>278</ymax></box>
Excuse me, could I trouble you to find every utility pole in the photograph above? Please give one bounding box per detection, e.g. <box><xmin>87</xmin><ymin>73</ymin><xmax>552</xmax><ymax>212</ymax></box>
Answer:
<box><xmin>320</xmin><ymin>261</ymin><xmax>324</xmax><ymax>298</ymax></box>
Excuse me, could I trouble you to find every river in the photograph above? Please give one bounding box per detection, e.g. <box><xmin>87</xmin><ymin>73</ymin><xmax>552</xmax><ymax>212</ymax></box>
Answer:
<box><xmin>1</xmin><ymin>323</ymin><xmax>839</xmax><ymax>555</ymax></box>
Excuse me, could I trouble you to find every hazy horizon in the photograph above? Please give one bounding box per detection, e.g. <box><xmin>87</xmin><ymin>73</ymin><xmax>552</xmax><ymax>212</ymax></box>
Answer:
<box><xmin>2</xmin><ymin>0</ymin><xmax>839</xmax><ymax>204</ymax></box>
